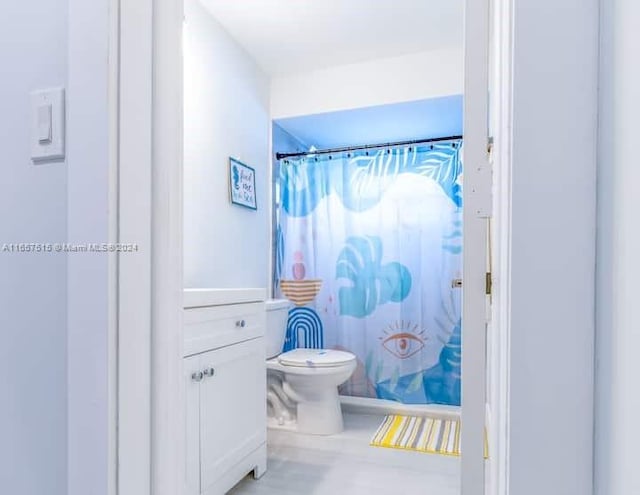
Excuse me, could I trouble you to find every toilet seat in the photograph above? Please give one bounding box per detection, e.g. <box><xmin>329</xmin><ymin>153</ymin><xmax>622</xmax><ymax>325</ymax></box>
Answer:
<box><xmin>278</xmin><ymin>349</ymin><xmax>355</xmax><ymax>368</ymax></box>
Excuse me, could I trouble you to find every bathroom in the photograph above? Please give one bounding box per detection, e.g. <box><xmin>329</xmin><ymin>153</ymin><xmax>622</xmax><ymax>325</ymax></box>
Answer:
<box><xmin>182</xmin><ymin>1</ymin><xmax>476</xmax><ymax>494</ymax></box>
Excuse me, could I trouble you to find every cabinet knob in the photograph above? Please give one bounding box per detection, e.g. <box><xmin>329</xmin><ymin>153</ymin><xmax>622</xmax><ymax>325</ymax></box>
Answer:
<box><xmin>191</xmin><ymin>371</ymin><xmax>204</xmax><ymax>382</ymax></box>
<box><xmin>203</xmin><ymin>367</ymin><xmax>215</xmax><ymax>378</ymax></box>
<box><xmin>236</xmin><ymin>319</ymin><xmax>246</xmax><ymax>328</ymax></box>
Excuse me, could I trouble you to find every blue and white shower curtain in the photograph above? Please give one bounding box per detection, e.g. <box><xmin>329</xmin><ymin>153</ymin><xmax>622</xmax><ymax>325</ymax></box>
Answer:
<box><xmin>275</xmin><ymin>144</ymin><xmax>463</xmax><ymax>405</ymax></box>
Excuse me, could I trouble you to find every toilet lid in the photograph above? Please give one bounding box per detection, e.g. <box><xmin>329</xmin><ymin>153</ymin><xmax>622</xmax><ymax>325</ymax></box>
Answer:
<box><xmin>278</xmin><ymin>349</ymin><xmax>356</xmax><ymax>368</ymax></box>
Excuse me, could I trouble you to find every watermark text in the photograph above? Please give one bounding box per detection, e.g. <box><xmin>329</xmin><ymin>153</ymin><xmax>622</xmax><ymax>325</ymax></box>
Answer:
<box><xmin>1</xmin><ymin>243</ymin><xmax>139</xmax><ymax>254</ymax></box>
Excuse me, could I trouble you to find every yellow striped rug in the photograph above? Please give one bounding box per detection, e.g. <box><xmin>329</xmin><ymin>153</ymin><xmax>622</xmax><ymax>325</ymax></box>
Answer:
<box><xmin>370</xmin><ymin>414</ymin><xmax>489</xmax><ymax>458</ymax></box>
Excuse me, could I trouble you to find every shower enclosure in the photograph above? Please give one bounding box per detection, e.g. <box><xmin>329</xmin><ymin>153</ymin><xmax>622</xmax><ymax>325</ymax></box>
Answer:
<box><xmin>274</xmin><ymin>140</ymin><xmax>463</xmax><ymax>406</ymax></box>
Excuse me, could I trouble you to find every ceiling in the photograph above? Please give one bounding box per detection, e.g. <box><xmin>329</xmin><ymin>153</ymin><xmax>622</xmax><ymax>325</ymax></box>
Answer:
<box><xmin>274</xmin><ymin>95</ymin><xmax>463</xmax><ymax>150</ymax></box>
<box><xmin>199</xmin><ymin>0</ymin><xmax>464</xmax><ymax>75</ymax></box>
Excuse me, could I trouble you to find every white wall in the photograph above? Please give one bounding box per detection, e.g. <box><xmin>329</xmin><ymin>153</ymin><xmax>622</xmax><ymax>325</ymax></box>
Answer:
<box><xmin>184</xmin><ymin>0</ymin><xmax>271</xmax><ymax>289</ymax></box>
<box><xmin>66</xmin><ymin>0</ymin><xmax>113</xmax><ymax>494</ymax></box>
<box><xmin>595</xmin><ymin>0</ymin><xmax>640</xmax><ymax>493</ymax></box>
<box><xmin>272</xmin><ymin>123</ymin><xmax>309</xmax><ymax>157</ymax></box>
<box><xmin>271</xmin><ymin>48</ymin><xmax>463</xmax><ymax>119</ymax></box>
<box><xmin>507</xmin><ymin>1</ymin><xmax>598</xmax><ymax>494</ymax></box>
<box><xmin>0</xmin><ymin>2</ymin><xmax>68</xmax><ymax>494</ymax></box>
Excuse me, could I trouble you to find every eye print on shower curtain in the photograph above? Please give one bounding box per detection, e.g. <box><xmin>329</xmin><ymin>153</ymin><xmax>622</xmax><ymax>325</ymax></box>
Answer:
<box><xmin>275</xmin><ymin>144</ymin><xmax>463</xmax><ymax>405</ymax></box>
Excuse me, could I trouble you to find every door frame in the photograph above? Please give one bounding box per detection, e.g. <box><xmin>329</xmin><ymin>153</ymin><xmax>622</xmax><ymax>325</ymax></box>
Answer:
<box><xmin>112</xmin><ymin>1</ymin><xmax>514</xmax><ymax>495</ymax></box>
<box><xmin>114</xmin><ymin>0</ymin><xmax>184</xmax><ymax>494</ymax></box>
<box><xmin>487</xmin><ymin>0</ymin><xmax>514</xmax><ymax>493</ymax></box>
<box><xmin>461</xmin><ymin>0</ymin><xmax>492</xmax><ymax>493</ymax></box>
<box><xmin>116</xmin><ymin>1</ymin><xmax>153</xmax><ymax>494</ymax></box>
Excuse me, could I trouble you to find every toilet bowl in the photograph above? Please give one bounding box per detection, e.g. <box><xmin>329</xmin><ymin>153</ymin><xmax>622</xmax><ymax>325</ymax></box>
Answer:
<box><xmin>265</xmin><ymin>300</ymin><xmax>356</xmax><ymax>435</ymax></box>
<box><xmin>267</xmin><ymin>348</ymin><xmax>356</xmax><ymax>435</ymax></box>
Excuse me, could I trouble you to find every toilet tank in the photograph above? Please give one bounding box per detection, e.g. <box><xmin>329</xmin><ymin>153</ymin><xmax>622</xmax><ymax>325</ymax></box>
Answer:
<box><xmin>265</xmin><ymin>299</ymin><xmax>291</xmax><ymax>359</ymax></box>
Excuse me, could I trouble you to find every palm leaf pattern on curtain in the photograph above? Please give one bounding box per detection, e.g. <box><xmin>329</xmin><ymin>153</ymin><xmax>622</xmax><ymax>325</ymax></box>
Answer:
<box><xmin>279</xmin><ymin>143</ymin><xmax>462</xmax><ymax>217</ymax></box>
<box><xmin>345</xmin><ymin>144</ymin><xmax>462</xmax><ymax>209</ymax></box>
<box><xmin>336</xmin><ymin>236</ymin><xmax>412</xmax><ymax>318</ymax></box>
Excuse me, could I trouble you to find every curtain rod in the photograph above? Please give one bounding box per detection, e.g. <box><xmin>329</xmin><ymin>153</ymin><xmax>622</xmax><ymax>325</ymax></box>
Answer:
<box><xmin>275</xmin><ymin>135</ymin><xmax>463</xmax><ymax>161</ymax></box>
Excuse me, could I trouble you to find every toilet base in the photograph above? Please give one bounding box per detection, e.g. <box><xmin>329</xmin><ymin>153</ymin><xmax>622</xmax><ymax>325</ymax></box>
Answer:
<box><xmin>266</xmin><ymin>355</ymin><xmax>356</xmax><ymax>436</ymax></box>
<box><xmin>296</xmin><ymin>388</ymin><xmax>344</xmax><ymax>435</ymax></box>
<box><xmin>267</xmin><ymin>388</ymin><xmax>345</xmax><ymax>435</ymax></box>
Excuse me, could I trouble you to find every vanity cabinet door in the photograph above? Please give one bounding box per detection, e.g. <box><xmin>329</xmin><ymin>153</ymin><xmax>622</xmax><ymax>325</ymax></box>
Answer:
<box><xmin>184</xmin><ymin>354</ymin><xmax>202</xmax><ymax>495</ymax></box>
<box><xmin>199</xmin><ymin>337</ymin><xmax>266</xmax><ymax>494</ymax></box>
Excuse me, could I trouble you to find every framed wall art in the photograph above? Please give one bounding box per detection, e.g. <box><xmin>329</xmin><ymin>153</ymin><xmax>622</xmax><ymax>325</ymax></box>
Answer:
<box><xmin>229</xmin><ymin>157</ymin><xmax>257</xmax><ymax>210</ymax></box>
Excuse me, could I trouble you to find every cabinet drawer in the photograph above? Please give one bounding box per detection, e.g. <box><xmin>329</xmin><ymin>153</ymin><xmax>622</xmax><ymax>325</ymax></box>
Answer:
<box><xmin>184</xmin><ymin>302</ymin><xmax>265</xmax><ymax>356</ymax></box>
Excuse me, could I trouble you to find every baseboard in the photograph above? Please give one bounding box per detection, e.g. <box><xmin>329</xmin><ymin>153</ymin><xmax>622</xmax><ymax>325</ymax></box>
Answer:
<box><xmin>339</xmin><ymin>395</ymin><xmax>461</xmax><ymax>419</ymax></box>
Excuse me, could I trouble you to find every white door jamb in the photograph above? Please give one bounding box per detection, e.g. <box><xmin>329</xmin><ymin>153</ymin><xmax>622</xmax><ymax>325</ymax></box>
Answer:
<box><xmin>462</xmin><ymin>0</ymin><xmax>491</xmax><ymax>493</ymax></box>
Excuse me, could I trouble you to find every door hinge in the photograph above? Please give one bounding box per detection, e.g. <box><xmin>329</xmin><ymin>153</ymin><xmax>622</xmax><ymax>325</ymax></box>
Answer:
<box><xmin>451</xmin><ymin>276</ymin><xmax>491</xmax><ymax>294</ymax></box>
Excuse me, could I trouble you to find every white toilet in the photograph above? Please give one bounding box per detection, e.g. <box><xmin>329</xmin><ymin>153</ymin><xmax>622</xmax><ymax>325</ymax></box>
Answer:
<box><xmin>265</xmin><ymin>299</ymin><xmax>357</xmax><ymax>435</ymax></box>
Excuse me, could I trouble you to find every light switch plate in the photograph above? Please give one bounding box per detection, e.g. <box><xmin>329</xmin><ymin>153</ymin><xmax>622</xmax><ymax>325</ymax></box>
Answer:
<box><xmin>30</xmin><ymin>88</ymin><xmax>65</xmax><ymax>162</ymax></box>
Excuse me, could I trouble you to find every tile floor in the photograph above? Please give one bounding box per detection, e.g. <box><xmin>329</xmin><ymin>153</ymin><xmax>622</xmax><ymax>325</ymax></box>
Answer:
<box><xmin>228</xmin><ymin>413</ymin><xmax>461</xmax><ymax>495</ymax></box>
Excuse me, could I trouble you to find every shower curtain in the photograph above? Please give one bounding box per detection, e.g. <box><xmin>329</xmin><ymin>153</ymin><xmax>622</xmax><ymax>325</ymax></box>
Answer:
<box><xmin>274</xmin><ymin>143</ymin><xmax>463</xmax><ymax>405</ymax></box>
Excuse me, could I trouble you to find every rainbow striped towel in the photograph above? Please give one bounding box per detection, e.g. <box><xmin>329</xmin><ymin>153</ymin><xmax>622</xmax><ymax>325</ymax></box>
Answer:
<box><xmin>370</xmin><ymin>414</ymin><xmax>488</xmax><ymax>458</ymax></box>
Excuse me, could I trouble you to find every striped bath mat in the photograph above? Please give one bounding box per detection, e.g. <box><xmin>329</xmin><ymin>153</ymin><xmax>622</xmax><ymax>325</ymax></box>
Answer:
<box><xmin>370</xmin><ymin>414</ymin><xmax>488</xmax><ymax>458</ymax></box>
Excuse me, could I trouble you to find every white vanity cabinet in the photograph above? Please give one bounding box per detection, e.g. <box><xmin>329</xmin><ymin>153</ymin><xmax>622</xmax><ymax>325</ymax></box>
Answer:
<box><xmin>184</xmin><ymin>289</ymin><xmax>267</xmax><ymax>495</ymax></box>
